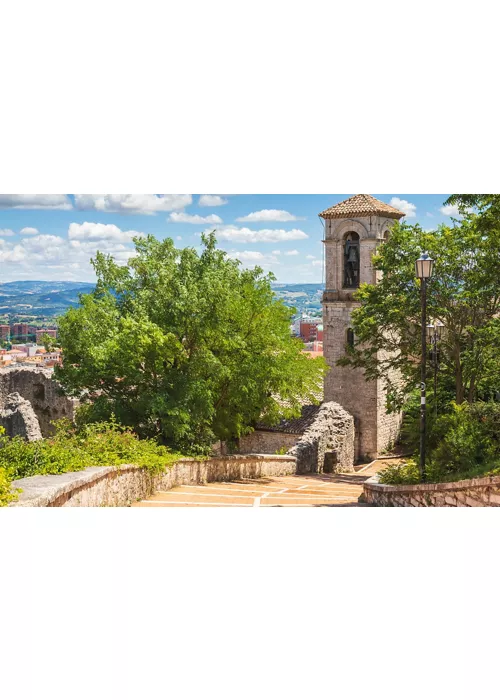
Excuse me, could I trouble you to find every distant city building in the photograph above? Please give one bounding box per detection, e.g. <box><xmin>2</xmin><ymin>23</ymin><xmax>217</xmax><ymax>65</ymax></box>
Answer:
<box><xmin>11</xmin><ymin>323</ymin><xmax>29</xmax><ymax>338</ymax></box>
<box><xmin>5</xmin><ymin>351</ymin><xmax>28</xmax><ymax>362</ymax></box>
<box><xmin>36</xmin><ymin>329</ymin><xmax>57</xmax><ymax>342</ymax></box>
<box><xmin>0</xmin><ymin>325</ymin><xmax>10</xmax><ymax>340</ymax></box>
<box><xmin>299</xmin><ymin>318</ymin><xmax>322</xmax><ymax>342</ymax></box>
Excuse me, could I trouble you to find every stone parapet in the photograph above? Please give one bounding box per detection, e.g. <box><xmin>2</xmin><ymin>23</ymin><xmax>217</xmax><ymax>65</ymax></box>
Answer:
<box><xmin>8</xmin><ymin>454</ymin><xmax>297</xmax><ymax>507</ymax></box>
<box><xmin>363</xmin><ymin>473</ymin><xmax>500</xmax><ymax>507</ymax></box>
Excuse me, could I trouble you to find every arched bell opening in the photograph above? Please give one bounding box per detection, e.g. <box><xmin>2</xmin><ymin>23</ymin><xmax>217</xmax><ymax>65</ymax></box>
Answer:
<box><xmin>343</xmin><ymin>232</ymin><xmax>360</xmax><ymax>289</ymax></box>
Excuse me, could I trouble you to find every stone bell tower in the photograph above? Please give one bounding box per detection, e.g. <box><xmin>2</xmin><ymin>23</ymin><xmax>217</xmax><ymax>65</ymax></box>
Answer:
<box><xmin>320</xmin><ymin>194</ymin><xmax>405</xmax><ymax>459</ymax></box>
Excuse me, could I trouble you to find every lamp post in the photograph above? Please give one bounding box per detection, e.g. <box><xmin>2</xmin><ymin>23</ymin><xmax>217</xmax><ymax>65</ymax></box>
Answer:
<box><xmin>427</xmin><ymin>321</ymin><xmax>444</xmax><ymax>419</ymax></box>
<box><xmin>415</xmin><ymin>253</ymin><xmax>435</xmax><ymax>482</ymax></box>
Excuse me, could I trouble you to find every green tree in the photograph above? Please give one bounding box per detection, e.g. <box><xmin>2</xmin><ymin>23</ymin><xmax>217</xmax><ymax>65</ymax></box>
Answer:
<box><xmin>56</xmin><ymin>233</ymin><xmax>326</xmax><ymax>454</ymax></box>
<box><xmin>339</xmin><ymin>215</ymin><xmax>500</xmax><ymax>409</ymax></box>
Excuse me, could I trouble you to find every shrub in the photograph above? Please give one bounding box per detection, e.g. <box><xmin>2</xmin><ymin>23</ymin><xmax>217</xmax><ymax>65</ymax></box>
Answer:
<box><xmin>0</xmin><ymin>418</ymin><xmax>184</xmax><ymax>505</ymax></box>
<box><xmin>0</xmin><ymin>426</ymin><xmax>18</xmax><ymax>506</ymax></box>
<box><xmin>378</xmin><ymin>459</ymin><xmax>420</xmax><ymax>485</ymax></box>
<box><xmin>0</xmin><ymin>468</ymin><xmax>16</xmax><ymax>507</ymax></box>
<box><xmin>381</xmin><ymin>401</ymin><xmax>500</xmax><ymax>484</ymax></box>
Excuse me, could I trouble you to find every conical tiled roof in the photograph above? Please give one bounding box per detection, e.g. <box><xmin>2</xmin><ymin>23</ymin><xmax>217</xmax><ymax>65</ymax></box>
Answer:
<box><xmin>319</xmin><ymin>194</ymin><xmax>405</xmax><ymax>220</ymax></box>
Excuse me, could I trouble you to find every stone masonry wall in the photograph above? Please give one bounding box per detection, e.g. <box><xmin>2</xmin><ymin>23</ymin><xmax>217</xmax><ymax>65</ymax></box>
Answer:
<box><xmin>376</xmin><ymin>364</ymin><xmax>403</xmax><ymax>455</ymax></box>
<box><xmin>0</xmin><ymin>367</ymin><xmax>78</xmax><ymax>436</ymax></box>
<box><xmin>363</xmin><ymin>473</ymin><xmax>500</xmax><ymax>507</ymax></box>
<box><xmin>0</xmin><ymin>392</ymin><xmax>43</xmax><ymax>441</ymax></box>
<box><xmin>9</xmin><ymin>454</ymin><xmax>297</xmax><ymax>507</ymax></box>
<box><xmin>238</xmin><ymin>430</ymin><xmax>299</xmax><ymax>455</ymax></box>
<box><xmin>323</xmin><ymin>301</ymin><xmax>379</xmax><ymax>459</ymax></box>
<box><xmin>288</xmin><ymin>401</ymin><xmax>355</xmax><ymax>474</ymax></box>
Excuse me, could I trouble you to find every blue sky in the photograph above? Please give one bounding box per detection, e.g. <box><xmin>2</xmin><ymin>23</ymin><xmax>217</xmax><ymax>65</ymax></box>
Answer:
<box><xmin>0</xmin><ymin>194</ymin><xmax>456</xmax><ymax>284</ymax></box>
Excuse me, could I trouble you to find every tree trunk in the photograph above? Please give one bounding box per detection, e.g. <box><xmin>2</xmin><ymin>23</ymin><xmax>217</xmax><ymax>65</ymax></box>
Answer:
<box><xmin>454</xmin><ymin>345</ymin><xmax>465</xmax><ymax>404</ymax></box>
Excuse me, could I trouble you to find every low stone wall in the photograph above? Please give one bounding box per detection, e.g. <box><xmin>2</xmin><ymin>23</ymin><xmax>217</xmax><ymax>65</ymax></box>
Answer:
<box><xmin>289</xmin><ymin>401</ymin><xmax>355</xmax><ymax>474</ymax></box>
<box><xmin>238</xmin><ymin>430</ymin><xmax>299</xmax><ymax>455</ymax></box>
<box><xmin>9</xmin><ymin>454</ymin><xmax>297</xmax><ymax>507</ymax></box>
<box><xmin>363</xmin><ymin>473</ymin><xmax>500</xmax><ymax>507</ymax></box>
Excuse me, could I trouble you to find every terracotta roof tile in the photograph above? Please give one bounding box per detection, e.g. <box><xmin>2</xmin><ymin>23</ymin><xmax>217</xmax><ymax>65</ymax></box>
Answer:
<box><xmin>319</xmin><ymin>194</ymin><xmax>405</xmax><ymax>220</ymax></box>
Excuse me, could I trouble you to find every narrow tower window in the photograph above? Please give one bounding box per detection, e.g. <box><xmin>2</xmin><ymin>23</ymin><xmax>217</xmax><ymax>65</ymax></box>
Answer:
<box><xmin>343</xmin><ymin>232</ymin><xmax>360</xmax><ymax>288</ymax></box>
<box><xmin>346</xmin><ymin>328</ymin><xmax>355</xmax><ymax>348</ymax></box>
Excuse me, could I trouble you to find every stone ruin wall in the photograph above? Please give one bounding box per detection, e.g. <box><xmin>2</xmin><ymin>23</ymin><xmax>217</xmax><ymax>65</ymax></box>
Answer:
<box><xmin>288</xmin><ymin>401</ymin><xmax>355</xmax><ymax>474</ymax></box>
<box><xmin>215</xmin><ymin>402</ymin><xmax>355</xmax><ymax>475</ymax></box>
<box><xmin>0</xmin><ymin>393</ymin><xmax>43</xmax><ymax>441</ymax></box>
<box><xmin>237</xmin><ymin>430</ymin><xmax>299</xmax><ymax>455</ymax></box>
<box><xmin>0</xmin><ymin>367</ymin><xmax>78</xmax><ymax>437</ymax></box>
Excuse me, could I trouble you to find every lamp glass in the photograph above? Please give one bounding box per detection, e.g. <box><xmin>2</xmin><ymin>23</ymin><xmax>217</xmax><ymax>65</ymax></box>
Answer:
<box><xmin>415</xmin><ymin>252</ymin><xmax>434</xmax><ymax>279</ymax></box>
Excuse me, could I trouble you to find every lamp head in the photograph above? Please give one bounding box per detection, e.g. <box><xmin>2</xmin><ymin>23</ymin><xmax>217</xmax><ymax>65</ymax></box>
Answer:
<box><xmin>435</xmin><ymin>320</ymin><xmax>444</xmax><ymax>338</ymax></box>
<box><xmin>415</xmin><ymin>252</ymin><xmax>435</xmax><ymax>280</ymax></box>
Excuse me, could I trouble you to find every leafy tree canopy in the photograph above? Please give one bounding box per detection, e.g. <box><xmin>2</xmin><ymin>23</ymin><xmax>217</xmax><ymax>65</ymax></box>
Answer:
<box><xmin>56</xmin><ymin>233</ymin><xmax>326</xmax><ymax>454</ymax></box>
<box><xmin>339</xmin><ymin>214</ymin><xmax>500</xmax><ymax>408</ymax></box>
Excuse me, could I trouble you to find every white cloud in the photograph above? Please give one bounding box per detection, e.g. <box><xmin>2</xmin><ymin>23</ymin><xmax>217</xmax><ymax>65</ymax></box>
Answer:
<box><xmin>198</xmin><ymin>195</ymin><xmax>228</xmax><ymax>207</ymax></box>
<box><xmin>74</xmin><ymin>194</ymin><xmax>192</xmax><ymax>215</ymax></box>
<box><xmin>21</xmin><ymin>235</ymin><xmax>67</xmax><ymax>262</ymax></box>
<box><xmin>20</xmin><ymin>227</ymin><xmax>39</xmax><ymax>235</ymax></box>
<box><xmin>0</xmin><ymin>235</ymin><xmax>67</xmax><ymax>265</ymax></box>
<box><xmin>0</xmin><ymin>228</ymin><xmax>139</xmax><ymax>281</ymax></box>
<box><xmin>390</xmin><ymin>197</ymin><xmax>417</xmax><ymax>218</ymax></box>
<box><xmin>0</xmin><ymin>194</ymin><xmax>72</xmax><ymax>210</ymax></box>
<box><xmin>0</xmin><ymin>229</ymin><xmax>15</xmax><ymax>237</ymax></box>
<box><xmin>176</xmin><ymin>236</ymin><xmax>183</xmax><ymax>241</ymax></box>
<box><xmin>169</xmin><ymin>212</ymin><xmax>223</xmax><ymax>224</ymax></box>
<box><xmin>68</xmin><ymin>239</ymin><xmax>135</xmax><ymax>262</ymax></box>
<box><xmin>68</xmin><ymin>222</ymin><xmax>145</xmax><ymax>244</ymax></box>
<box><xmin>285</xmin><ymin>250</ymin><xmax>299</xmax><ymax>256</ymax></box>
<box><xmin>439</xmin><ymin>204</ymin><xmax>460</xmax><ymax>217</ymax></box>
<box><xmin>236</xmin><ymin>209</ymin><xmax>301</xmax><ymax>223</ymax></box>
<box><xmin>426</xmin><ymin>212</ymin><xmax>434</xmax><ymax>218</ymax></box>
<box><xmin>227</xmin><ymin>249</ymin><xmax>282</xmax><ymax>269</ymax></box>
<box><xmin>228</xmin><ymin>251</ymin><xmax>265</xmax><ymax>261</ymax></box>
<box><xmin>272</xmin><ymin>250</ymin><xmax>281</xmax><ymax>255</ymax></box>
<box><xmin>306</xmin><ymin>255</ymin><xmax>316</xmax><ymax>259</ymax></box>
<box><xmin>312</xmin><ymin>260</ymin><xmax>323</xmax><ymax>266</ymax></box>
<box><xmin>0</xmin><ymin>241</ymin><xmax>27</xmax><ymax>263</ymax></box>
<box><xmin>213</xmin><ymin>226</ymin><xmax>309</xmax><ymax>243</ymax></box>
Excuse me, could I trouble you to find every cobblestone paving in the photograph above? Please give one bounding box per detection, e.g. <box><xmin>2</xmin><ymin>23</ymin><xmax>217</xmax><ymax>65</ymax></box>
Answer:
<box><xmin>132</xmin><ymin>460</ymin><xmax>388</xmax><ymax>508</ymax></box>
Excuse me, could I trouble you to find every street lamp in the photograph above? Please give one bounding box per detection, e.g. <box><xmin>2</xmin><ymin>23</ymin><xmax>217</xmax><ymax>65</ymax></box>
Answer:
<box><xmin>415</xmin><ymin>252</ymin><xmax>435</xmax><ymax>482</ymax></box>
<box><xmin>427</xmin><ymin>321</ymin><xmax>445</xmax><ymax>419</ymax></box>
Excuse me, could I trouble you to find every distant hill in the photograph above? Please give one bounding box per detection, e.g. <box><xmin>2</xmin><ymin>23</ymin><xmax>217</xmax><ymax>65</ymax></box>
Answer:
<box><xmin>0</xmin><ymin>281</ymin><xmax>323</xmax><ymax>318</ymax></box>
<box><xmin>271</xmin><ymin>283</ymin><xmax>323</xmax><ymax>316</ymax></box>
<box><xmin>0</xmin><ymin>281</ymin><xmax>95</xmax><ymax>316</ymax></box>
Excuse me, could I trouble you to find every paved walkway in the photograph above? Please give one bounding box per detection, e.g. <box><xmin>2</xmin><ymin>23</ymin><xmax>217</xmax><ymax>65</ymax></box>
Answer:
<box><xmin>132</xmin><ymin>460</ymin><xmax>388</xmax><ymax>508</ymax></box>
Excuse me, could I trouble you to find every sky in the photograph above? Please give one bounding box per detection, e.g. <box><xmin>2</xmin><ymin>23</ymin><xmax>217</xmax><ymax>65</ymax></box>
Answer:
<box><xmin>0</xmin><ymin>194</ymin><xmax>457</xmax><ymax>284</ymax></box>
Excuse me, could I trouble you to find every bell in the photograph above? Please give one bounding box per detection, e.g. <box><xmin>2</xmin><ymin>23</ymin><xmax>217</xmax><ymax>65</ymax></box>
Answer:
<box><xmin>347</xmin><ymin>244</ymin><xmax>358</xmax><ymax>263</ymax></box>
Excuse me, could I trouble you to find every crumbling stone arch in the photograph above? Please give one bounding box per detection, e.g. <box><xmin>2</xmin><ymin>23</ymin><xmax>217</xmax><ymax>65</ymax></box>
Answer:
<box><xmin>0</xmin><ymin>367</ymin><xmax>78</xmax><ymax>437</ymax></box>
